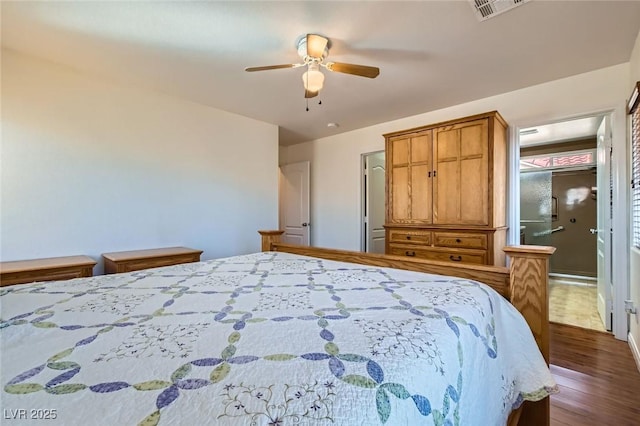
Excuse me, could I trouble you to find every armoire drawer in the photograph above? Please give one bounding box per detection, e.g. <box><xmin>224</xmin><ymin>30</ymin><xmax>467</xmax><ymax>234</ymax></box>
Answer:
<box><xmin>387</xmin><ymin>244</ymin><xmax>434</xmax><ymax>259</ymax></box>
<box><xmin>421</xmin><ymin>249</ymin><xmax>486</xmax><ymax>265</ymax></box>
<box><xmin>388</xmin><ymin>244</ymin><xmax>486</xmax><ymax>265</ymax></box>
<box><xmin>387</xmin><ymin>229</ymin><xmax>432</xmax><ymax>244</ymax></box>
<box><xmin>433</xmin><ymin>232</ymin><xmax>487</xmax><ymax>249</ymax></box>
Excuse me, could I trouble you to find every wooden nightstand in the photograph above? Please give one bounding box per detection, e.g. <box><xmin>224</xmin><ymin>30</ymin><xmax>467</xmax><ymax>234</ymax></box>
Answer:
<box><xmin>102</xmin><ymin>247</ymin><xmax>203</xmax><ymax>274</ymax></box>
<box><xmin>0</xmin><ymin>255</ymin><xmax>97</xmax><ymax>287</ymax></box>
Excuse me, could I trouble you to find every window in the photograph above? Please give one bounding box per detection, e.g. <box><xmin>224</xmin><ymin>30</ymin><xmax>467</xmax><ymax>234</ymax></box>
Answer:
<box><xmin>519</xmin><ymin>149</ymin><xmax>596</xmax><ymax>171</ymax></box>
<box><xmin>630</xmin><ymin>82</ymin><xmax>640</xmax><ymax>248</ymax></box>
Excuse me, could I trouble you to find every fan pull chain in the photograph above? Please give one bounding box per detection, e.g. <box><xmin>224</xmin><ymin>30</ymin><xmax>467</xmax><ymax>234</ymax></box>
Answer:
<box><xmin>305</xmin><ymin>98</ymin><xmax>322</xmax><ymax>111</ymax></box>
<box><xmin>305</xmin><ymin>65</ymin><xmax>310</xmax><ymax>111</ymax></box>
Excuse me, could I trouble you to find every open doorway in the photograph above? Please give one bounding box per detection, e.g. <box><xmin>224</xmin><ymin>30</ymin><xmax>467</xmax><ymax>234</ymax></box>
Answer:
<box><xmin>518</xmin><ymin>114</ymin><xmax>612</xmax><ymax>332</ymax></box>
<box><xmin>361</xmin><ymin>151</ymin><xmax>386</xmax><ymax>253</ymax></box>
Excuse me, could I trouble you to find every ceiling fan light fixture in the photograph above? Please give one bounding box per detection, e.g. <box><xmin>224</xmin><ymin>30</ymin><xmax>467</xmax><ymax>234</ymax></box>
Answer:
<box><xmin>302</xmin><ymin>63</ymin><xmax>325</xmax><ymax>93</ymax></box>
<box><xmin>245</xmin><ymin>33</ymin><xmax>379</xmax><ymax>100</ymax></box>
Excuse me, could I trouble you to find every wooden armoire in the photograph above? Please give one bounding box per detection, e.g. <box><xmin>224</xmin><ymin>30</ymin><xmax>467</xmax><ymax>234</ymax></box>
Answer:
<box><xmin>384</xmin><ymin>111</ymin><xmax>508</xmax><ymax>266</ymax></box>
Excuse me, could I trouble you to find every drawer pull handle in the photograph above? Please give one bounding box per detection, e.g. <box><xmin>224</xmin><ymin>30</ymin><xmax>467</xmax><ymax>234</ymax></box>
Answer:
<box><xmin>406</xmin><ymin>235</ymin><xmax>411</xmax><ymax>240</ymax></box>
<box><xmin>455</xmin><ymin>238</ymin><xmax>461</xmax><ymax>243</ymax></box>
<box><xmin>449</xmin><ymin>255</ymin><xmax>462</xmax><ymax>262</ymax></box>
<box><xmin>405</xmin><ymin>251</ymin><xmax>416</xmax><ymax>257</ymax></box>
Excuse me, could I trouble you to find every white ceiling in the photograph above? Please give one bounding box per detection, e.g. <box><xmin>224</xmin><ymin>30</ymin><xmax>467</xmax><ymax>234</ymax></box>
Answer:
<box><xmin>2</xmin><ymin>1</ymin><xmax>640</xmax><ymax>146</ymax></box>
<box><xmin>519</xmin><ymin>116</ymin><xmax>603</xmax><ymax>147</ymax></box>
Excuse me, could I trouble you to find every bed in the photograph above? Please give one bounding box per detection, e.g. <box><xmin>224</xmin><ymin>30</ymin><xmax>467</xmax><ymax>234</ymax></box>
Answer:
<box><xmin>1</xmin><ymin>232</ymin><xmax>556</xmax><ymax>425</ymax></box>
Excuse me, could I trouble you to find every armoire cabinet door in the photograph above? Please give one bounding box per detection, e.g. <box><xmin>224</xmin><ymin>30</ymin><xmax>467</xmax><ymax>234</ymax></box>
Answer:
<box><xmin>390</xmin><ymin>137</ymin><xmax>410</xmax><ymax>221</ymax></box>
<box><xmin>391</xmin><ymin>165</ymin><xmax>409</xmax><ymax>221</ymax></box>
<box><xmin>433</xmin><ymin>119</ymin><xmax>489</xmax><ymax>225</ymax></box>
<box><xmin>388</xmin><ymin>132</ymin><xmax>432</xmax><ymax>223</ymax></box>
<box><xmin>411</xmin><ymin>164</ymin><xmax>431</xmax><ymax>221</ymax></box>
<box><xmin>409</xmin><ymin>133</ymin><xmax>432</xmax><ymax>222</ymax></box>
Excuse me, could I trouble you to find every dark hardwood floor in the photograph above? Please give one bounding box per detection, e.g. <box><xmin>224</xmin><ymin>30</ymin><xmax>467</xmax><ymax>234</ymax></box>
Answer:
<box><xmin>549</xmin><ymin>322</ymin><xmax>640</xmax><ymax>425</ymax></box>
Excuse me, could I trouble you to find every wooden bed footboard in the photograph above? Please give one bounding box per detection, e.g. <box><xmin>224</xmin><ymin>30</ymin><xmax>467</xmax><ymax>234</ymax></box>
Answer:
<box><xmin>259</xmin><ymin>230</ymin><xmax>555</xmax><ymax>426</ymax></box>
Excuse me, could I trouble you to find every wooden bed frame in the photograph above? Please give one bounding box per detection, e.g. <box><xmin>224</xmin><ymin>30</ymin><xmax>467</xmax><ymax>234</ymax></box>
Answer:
<box><xmin>259</xmin><ymin>230</ymin><xmax>555</xmax><ymax>426</ymax></box>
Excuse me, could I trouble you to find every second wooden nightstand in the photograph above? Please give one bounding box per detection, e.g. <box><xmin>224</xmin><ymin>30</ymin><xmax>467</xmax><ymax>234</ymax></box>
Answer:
<box><xmin>102</xmin><ymin>247</ymin><xmax>203</xmax><ymax>274</ymax></box>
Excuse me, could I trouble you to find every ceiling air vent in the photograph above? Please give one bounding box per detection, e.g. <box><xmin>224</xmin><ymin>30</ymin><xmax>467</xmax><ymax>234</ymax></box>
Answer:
<box><xmin>469</xmin><ymin>0</ymin><xmax>531</xmax><ymax>22</ymax></box>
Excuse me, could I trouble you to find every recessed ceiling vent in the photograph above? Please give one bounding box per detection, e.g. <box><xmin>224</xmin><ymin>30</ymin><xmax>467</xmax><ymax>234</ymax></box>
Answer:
<box><xmin>469</xmin><ymin>0</ymin><xmax>530</xmax><ymax>21</ymax></box>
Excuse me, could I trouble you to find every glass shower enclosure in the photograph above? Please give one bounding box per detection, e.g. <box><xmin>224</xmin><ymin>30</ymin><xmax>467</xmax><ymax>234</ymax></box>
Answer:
<box><xmin>520</xmin><ymin>171</ymin><xmax>553</xmax><ymax>246</ymax></box>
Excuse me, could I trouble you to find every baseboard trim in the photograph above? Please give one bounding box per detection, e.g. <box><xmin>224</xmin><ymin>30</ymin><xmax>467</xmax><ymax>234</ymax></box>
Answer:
<box><xmin>629</xmin><ymin>331</ymin><xmax>640</xmax><ymax>374</ymax></box>
<box><xmin>549</xmin><ymin>273</ymin><xmax>597</xmax><ymax>287</ymax></box>
<box><xmin>549</xmin><ymin>272</ymin><xmax>597</xmax><ymax>282</ymax></box>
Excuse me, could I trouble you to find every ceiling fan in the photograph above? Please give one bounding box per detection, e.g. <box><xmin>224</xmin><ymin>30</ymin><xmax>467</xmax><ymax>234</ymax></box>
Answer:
<box><xmin>245</xmin><ymin>34</ymin><xmax>380</xmax><ymax>98</ymax></box>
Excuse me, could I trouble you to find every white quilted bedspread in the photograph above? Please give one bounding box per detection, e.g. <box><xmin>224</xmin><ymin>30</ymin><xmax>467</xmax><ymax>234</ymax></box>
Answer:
<box><xmin>1</xmin><ymin>251</ymin><xmax>557</xmax><ymax>425</ymax></box>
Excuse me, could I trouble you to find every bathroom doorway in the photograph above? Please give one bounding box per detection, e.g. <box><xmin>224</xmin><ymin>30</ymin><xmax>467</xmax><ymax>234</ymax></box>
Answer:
<box><xmin>519</xmin><ymin>114</ymin><xmax>612</xmax><ymax>332</ymax></box>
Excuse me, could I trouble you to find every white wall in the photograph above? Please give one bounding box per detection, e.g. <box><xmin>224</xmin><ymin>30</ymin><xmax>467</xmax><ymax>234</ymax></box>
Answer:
<box><xmin>1</xmin><ymin>49</ymin><xmax>279</xmax><ymax>272</ymax></box>
<box><xmin>628</xmin><ymin>29</ymin><xmax>640</xmax><ymax>370</ymax></box>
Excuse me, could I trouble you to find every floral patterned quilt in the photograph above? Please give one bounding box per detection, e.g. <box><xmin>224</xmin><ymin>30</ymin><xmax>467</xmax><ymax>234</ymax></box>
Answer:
<box><xmin>1</xmin><ymin>251</ymin><xmax>557</xmax><ymax>425</ymax></box>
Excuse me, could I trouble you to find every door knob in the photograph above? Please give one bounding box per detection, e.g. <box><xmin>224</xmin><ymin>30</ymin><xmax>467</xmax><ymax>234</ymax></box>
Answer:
<box><xmin>589</xmin><ymin>228</ymin><xmax>597</xmax><ymax>234</ymax></box>
<box><xmin>302</xmin><ymin>223</ymin><xmax>310</xmax><ymax>227</ymax></box>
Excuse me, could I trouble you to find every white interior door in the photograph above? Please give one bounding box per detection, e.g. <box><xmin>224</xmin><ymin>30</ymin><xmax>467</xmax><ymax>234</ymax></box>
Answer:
<box><xmin>596</xmin><ymin>116</ymin><xmax>612</xmax><ymax>331</ymax></box>
<box><xmin>280</xmin><ymin>161</ymin><xmax>310</xmax><ymax>246</ymax></box>
<box><xmin>364</xmin><ymin>152</ymin><xmax>386</xmax><ymax>253</ymax></box>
